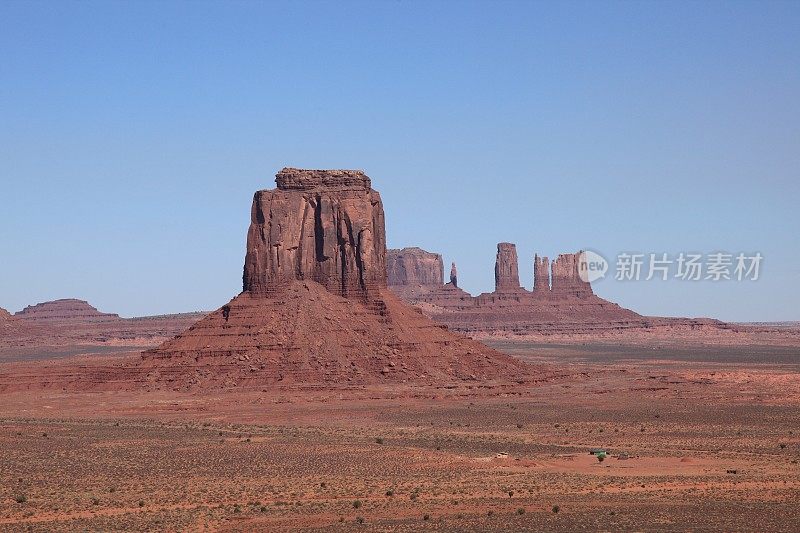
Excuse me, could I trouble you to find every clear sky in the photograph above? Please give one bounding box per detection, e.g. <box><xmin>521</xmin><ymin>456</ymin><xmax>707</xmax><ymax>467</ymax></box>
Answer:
<box><xmin>1</xmin><ymin>0</ymin><xmax>798</xmax><ymax>321</ymax></box>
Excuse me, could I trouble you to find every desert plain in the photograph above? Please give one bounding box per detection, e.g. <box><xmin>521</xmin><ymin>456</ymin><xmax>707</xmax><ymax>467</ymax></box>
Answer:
<box><xmin>1</xmin><ymin>334</ymin><xmax>799</xmax><ymax>532</ymax></box>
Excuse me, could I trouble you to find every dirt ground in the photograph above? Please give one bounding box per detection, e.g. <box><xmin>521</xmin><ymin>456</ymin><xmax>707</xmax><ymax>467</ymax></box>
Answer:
<box><xmin>1</xmin><ymin>343</ymin><xmax>798</xmax><ymax>532</ymax></box>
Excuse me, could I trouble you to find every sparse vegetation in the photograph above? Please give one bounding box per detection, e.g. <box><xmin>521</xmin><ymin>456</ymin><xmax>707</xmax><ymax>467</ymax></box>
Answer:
<box><xmin>353</xmin><ymin>499</ymin><xmax>362</xmax><ymax>509</ymax></box>
<box><xmin>552</xmin><ymin>505</ymin><xmax>560</xmax><ymax>513</ymax></box>
<box><xmin>375</xmin><ymin>437</ymin><xmax>384</xmax><ymax>444</ymax></box>
<box><xmin>14</xmin><ymin>494</ymin><xmax>27</xmax><ymax>504</ymax></box>
<box><xmin>517</xmin><ymin>507</ymin><xmax>525</xmax><ymax>515</ymax></box>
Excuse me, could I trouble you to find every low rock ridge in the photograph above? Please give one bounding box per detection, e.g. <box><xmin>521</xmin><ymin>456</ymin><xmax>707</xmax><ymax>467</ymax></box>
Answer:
<box><xmin>15</xmin><ymin>299</ymin><xmax>120</xmax><ymax>323</ymax></box>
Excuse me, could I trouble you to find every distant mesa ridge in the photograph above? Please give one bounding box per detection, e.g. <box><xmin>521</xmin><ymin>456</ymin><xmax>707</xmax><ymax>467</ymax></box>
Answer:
<box><xmin>15</xmin><ymin>299</ymin><xmax>119</xmax><ymax>323</ymax></box>
<box><xmin>386</xmin><ymin>244</ymin><xmax>721</xmax><ymax>336</ymax></box>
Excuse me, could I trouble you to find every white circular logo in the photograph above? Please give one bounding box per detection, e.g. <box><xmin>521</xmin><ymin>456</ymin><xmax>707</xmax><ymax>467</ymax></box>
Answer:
<box><xmin>578</xmin><ymin>250</ymin><xmax>608</xmax><ymax>283</ymax></box>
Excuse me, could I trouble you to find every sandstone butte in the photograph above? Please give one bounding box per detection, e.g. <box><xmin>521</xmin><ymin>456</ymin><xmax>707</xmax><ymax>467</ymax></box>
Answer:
<box><xmin>141</xmin><ymin>168</ymin><xmax>529</xmax><ymax>388</ymax></box>
<box><xmin>387</xmin><ymin>245</ymin><xmax>728</xmax><ymax>336</ymax></box>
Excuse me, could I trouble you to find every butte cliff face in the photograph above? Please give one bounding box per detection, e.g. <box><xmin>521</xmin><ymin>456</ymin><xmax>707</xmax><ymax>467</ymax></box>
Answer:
<box><xmin>495</xmin><ymin>243</ymin><xmax>522</xmax><ymax>292</ymax></box>
<box><xmin>551</xmin><ymin>252</ymin><xmax>593</xmax><ymax>297</ymax></box>
<box><xmin>143</xmin><ymin>169</ymin><xmax>527</xmax><ymax>389</ymax></box>
<box><xmin>243</xmin><ymin>168</ymin><xmax>385</xmax><ymax>298</ymax></box>
<box><xmin>386</xmin><ymin>247</ymin><xmax>443</xmax><ymax>287</ymax></box>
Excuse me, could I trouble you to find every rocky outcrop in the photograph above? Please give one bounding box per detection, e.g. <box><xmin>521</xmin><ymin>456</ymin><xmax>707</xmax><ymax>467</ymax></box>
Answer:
<box><xmin>143</xmin><ymin>169</ymin><xmax>529</xmax><ymax>389</ymax></box>
<box><xmin>243</xmin><ymin>168</ymin><xmax>386</xmax><ymax>298</ymax></box>
<box><xmin>450</xmin><ymin>262</ymin><xmax>458</xmax><ymax>288</ymax></box>
<box><xmin>387</xmin><ymin>247</ymin><xmax>443</xmax><ymax>287</ymax></box>
<box><xmin>551</xmin><ymin>252</ymin><xmax>593</xmax><ymax>297</ymax></box>
<box><xmin>494</xmin><ymin>243</ymin><xmax>521</xmax><ymax>292</ymax></box>
<box><xmin>15</xmin><ymin>299</ymin><xmax>119</xmax><ymax>323</ymax></box>
<box><xmin>533</xmin><ymin>254</ymin><xmax>550</xmax><ymax>293</ymax></box>
<box><xmin>0</xmin><ymin>307</ymin><xmax>11</xmax><ymax>321</ymax></box>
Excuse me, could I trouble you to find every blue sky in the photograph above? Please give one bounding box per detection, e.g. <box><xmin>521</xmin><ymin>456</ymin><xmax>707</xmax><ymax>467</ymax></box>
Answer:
<box><xmin>1</xmin><ymin>0</ymin><xmax>798</xmax><ymax>320</ymax></box>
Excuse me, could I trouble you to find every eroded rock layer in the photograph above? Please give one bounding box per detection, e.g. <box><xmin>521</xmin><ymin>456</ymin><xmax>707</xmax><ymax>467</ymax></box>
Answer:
<box><xmin>143</xmin><ymin>169</ymin><xmax>528</xmax><ymax>388</ymax></box>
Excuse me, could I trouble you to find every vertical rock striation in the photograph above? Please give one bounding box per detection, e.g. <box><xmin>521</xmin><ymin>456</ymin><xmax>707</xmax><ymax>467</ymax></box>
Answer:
<box><xmin>533</xmin><ymin>254</ymin><xmax>550</xmax><ymax>293</ymax></box>
<box><xmin>243</xmin><ymin>168</ymin><xmax>386</xmax><ymax>298</ymax></box>
<box><xmin>551</xmin><ymin>252</ymin><xmax>593</xmax><ymax>297</ymax></box>
<box><xmin>450</xmin><ymin>262</ymin><xmax>458</xmax><ymax>288</ymax></box>
<box><xmin>494</xmin><ymin>243</ymin><xmax>521</xmax><ymax>291</ymax></box>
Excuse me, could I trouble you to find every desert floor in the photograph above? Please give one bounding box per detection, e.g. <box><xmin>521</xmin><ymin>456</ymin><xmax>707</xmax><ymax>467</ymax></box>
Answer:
<box><xmin>1</xmin><ymin>343</ymin><xmax>798</xmax><ymax>532</ymax></box>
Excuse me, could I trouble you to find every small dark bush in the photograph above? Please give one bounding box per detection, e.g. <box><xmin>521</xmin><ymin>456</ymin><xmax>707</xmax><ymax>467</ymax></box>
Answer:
<box><xmin>552</xmin><ymin>505</ymin><xmax>560</xmax><ymax>513</ymax></box>
<box><xmin>353</xmin><ymin>500</ymin><xmax>362</xmax><ymax>509</ymax></box>
<box><xmin>517</xmin><ymin>508</ymin><xmax>525</xmax><ymax>515</ymax></box>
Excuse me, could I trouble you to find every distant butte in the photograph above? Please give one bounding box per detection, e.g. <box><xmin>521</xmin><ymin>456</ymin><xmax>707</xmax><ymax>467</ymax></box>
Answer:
<box><xmin>386</xmin><ymin>244</ymin><xmax>727</xmax><ymax>337</ymax></box>
<box><xmin>142</xmin><ymin>168</ymin><xmax>529</xmax><ymax>388</ymax></box>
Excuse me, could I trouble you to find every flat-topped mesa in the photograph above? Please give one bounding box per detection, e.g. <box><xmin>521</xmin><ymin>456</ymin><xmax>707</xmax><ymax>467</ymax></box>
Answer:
<box><xmin>495</xmin><ymin>242</ymin><xmax>522</xmax><ymax>291</ymax></box>
<box><xmin>449</xmin><ymin>262</ymin><xmax>458</xmax><ymax>288</ymax></box>
<box><xmin>533</xmin><ymin>254</ymin><xmax>550</xmax><ymax>293</ymax></box>
<box><xmin>14</xmin><ymin>299</ymin><xmax>119</xmax><ymax>323</ymax></box>
<box><xmin>387</xmin><ymin>247</ymin><xmax>443</xmax><ymax>287</ymax></box>
<box><xmin>551</xmin><ymin>251</ymin><xmax>593</xmax><ymax>297</ymax></box>
<box><xmin>243</xmin><ymin>168</ymin><xmax>386</xmax><ymax>298</ymax></box>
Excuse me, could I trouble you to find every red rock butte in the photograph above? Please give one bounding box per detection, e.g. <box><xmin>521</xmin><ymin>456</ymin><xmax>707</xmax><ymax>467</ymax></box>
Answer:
<box><xmin>142</xmin><ymin>168</ymin><xmax>528</xmax><ymax>388</ymax></box>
